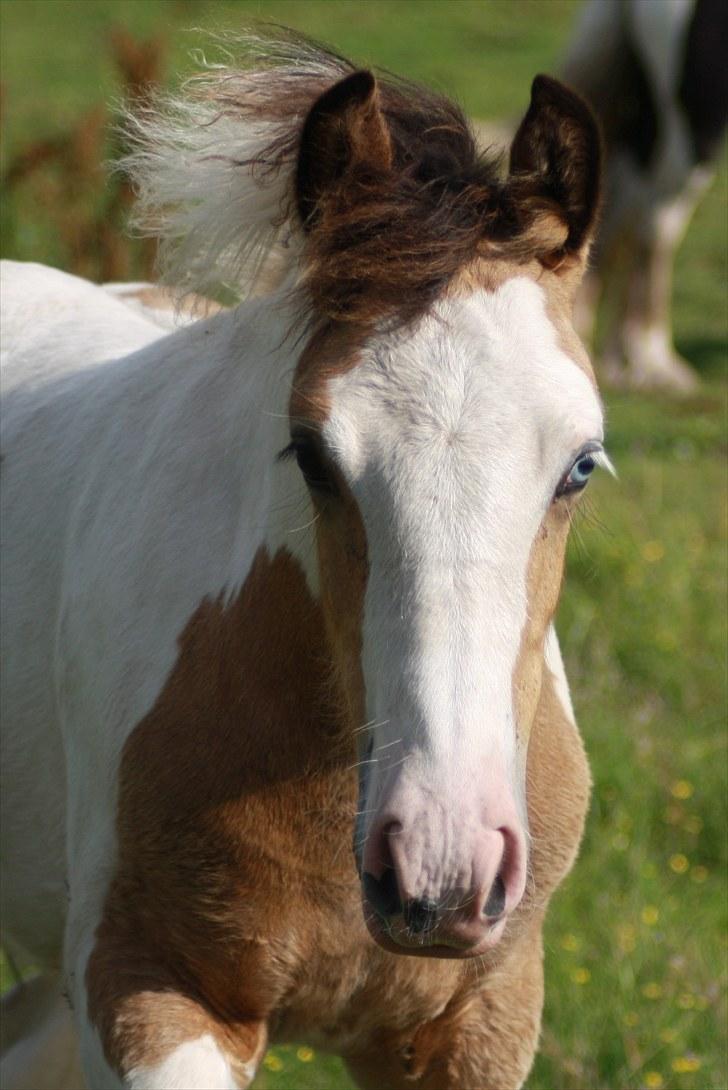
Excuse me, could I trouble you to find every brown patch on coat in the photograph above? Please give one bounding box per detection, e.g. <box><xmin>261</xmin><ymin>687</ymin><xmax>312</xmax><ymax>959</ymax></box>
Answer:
<box><xmin>510</xmin><ymin>499</ymin><xmax>592</xmax><ymax>913</ymax></box>
<box><xmin>526</xmin><ymin>655</ymin><xmax>592</xmax><ymax>901</ymax></box>
<box><xmin>289</xmin><ymin>320</ymin><xmax>368</xmax><ymax>428</ymax></box>
<box><xmin>344</xmin><ymin>917</ymin><xmax>544</xmax><ymax>1090</ymax></box>
<box><xmin>286</xmin><ymin>322</ymin><xmax>371</xmax><ymax>714</ymax></box>
<box><xmin>313</xmin><ymin>478</ymin><xmax>369</xmax><ymax>725</ymax></box>
<box><xmin>512</xmin><ymin>500</ymin><xmax>572</xmax><ymax>755</ymax></box>
<box><xmin>86</xmin><ymin>547</ymin><xmax>361</xmax><ymax>1078</ymax></box>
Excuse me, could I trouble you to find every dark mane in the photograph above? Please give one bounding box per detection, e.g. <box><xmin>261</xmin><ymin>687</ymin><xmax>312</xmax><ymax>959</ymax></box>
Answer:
<box><xmin>298</xmin><ymin>70</ymin><xmax>522</xmax><ymax>327</ymax></box>
<box><xmin>124</xmin><ymin>31</ymin><xmax>586</xmax><ymax>325</ymax></box>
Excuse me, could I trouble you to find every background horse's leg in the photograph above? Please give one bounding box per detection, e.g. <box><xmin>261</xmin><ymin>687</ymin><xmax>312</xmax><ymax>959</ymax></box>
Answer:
<box><xmin>343</xmin><ymin>919</ymin><xmax>545</xmax><ymax>1090</ymax></box>
<box><xmin>618</xmin><ymin>169</ymin><xmax>713</xmax><ymax>392</ymax></box>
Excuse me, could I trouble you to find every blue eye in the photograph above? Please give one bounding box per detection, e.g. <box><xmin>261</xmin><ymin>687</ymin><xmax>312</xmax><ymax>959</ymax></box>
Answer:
<box><xmin>556</xmin><ymin>447</ymin><xmax>601</xmax><ymax>498</ymax></box>
<box><xmin>569</xmin><ymin>455</ymin><xmax>596</xmax><ymax>485</ymax></box>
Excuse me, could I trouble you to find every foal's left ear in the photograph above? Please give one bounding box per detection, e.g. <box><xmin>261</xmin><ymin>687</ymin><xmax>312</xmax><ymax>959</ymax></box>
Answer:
<box><xmin>296</xmin><ymin>70</ymin><xmax>393</xmax><ymax>229</ymax></box>
<box><xmin>508</xmin><ymin>75</ymin><xmax>601</xmax><ymax>271</ymax></box>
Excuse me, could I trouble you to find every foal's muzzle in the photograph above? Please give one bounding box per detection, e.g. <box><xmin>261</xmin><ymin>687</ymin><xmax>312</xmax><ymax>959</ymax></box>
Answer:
<box><xmin>362</xmin><ymin>867</ymin><xmax>509</xmax><ymax>953</ymax></box>
<box><xmin>354</xmin><ymin>761</ymin><xmax>526</xmax><ymax>957</ymax></box>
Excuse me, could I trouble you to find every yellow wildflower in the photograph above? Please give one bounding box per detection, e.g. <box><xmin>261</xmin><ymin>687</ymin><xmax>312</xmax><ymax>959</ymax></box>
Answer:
<box><xmin>671</xmin><ymin>1056</ymin><xmax>701</xmax><ymax>1074</ymax></box>
<box><xmin>670</xmin><ymin>780</ymin><xmax>693</xmax><ymax>800</ymax></box>
<box><xmin>691</xmin><ymin>865</ymin><xmax>709</xmax><ymax>883</ymax></box>
<box><xmin>677</xmin><ymin>993</ymin><xmax>695</xmax><ymax>1010</ymax></box>
<box><xmin>642</xmin><ymin>540</ymin><xmax>665</xmax><ymax>563</ymax></box>
<box><xmin>641</xmin><ymin>905</ymin><xmax>659</xmax><ymax>926</ymax></box>
<box><xmin>669</xmin><ymin>853</ymin><xmax>689</xmax><ymax>874</ymax></box>
<box><xmin>642</xmin><ymin>982</ymin><xmax>663</xmax><ymax>1000</ymax></box>
<box><xmin>571</xmin><ymin>967</ymin><xmax>591</xmax><ymax>985</ymax></box>
<box><xmin>623</xmin><ymin>1011</ymin><xmax>640</xmax><ymax>1027</ymax></box>
<box><xmin>660</xmin><ymin>1028</ymin><xmax>677</xmax><ymax>1044</ymax></box>
<box><xmin>560</xmin><ymin>933</ymin><xmax>580</xmax><ymax>951</ymax></box>
<box><xmin>264</xmin><ymin>1053</ymin><xmax>284</xmax><ymax>1072</ymax></box>
<box><xmin>296</xmin><ymin>1046</ymin><xmax>315</xmax><ymax>1063</ymax></box>
<box><xmin>644</xmin><ymin>1073</ymin><xmax>664</xmax><ymax>1089</ymax></box>
<box><xmin>684</xmin><ymin>814</ymin><xmax>703</xmax><ymax>834</ymax></box>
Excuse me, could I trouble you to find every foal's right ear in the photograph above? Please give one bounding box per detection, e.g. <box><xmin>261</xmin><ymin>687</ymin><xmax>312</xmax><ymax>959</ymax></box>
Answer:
<box><xmin>296</xmin><ymin>70</ymin><xmax>393</xmax><ymax>228</ymax></box>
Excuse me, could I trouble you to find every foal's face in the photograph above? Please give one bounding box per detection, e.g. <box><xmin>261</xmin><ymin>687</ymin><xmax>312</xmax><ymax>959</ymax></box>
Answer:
<box><xmin>285</xmin><ymin>61</ymin><xmax>604</xmax><ymax>955</ymax></box>
<box><xmin>290</xmin><ymin>271</ymin><xmax>605</xmax><ymax>956</ymax></box>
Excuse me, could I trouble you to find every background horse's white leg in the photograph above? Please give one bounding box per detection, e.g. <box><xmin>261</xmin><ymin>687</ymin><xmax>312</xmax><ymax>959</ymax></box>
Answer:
<box><xmin>618</xmin><ymin>167</ymin><xmax>713</xmax><ymax>392</ymax></box>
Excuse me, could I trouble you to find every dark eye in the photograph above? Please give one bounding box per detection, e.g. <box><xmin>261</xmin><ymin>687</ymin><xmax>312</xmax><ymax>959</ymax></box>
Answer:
<box><xmin>280</xmin><ymin>435</ymin><xmax>337</xmax><ymax>495</ymax></box>
<box><xmin>555</xmin><ymin>447</ymin><xmax>600</xmax><ymax>498</ymax></box>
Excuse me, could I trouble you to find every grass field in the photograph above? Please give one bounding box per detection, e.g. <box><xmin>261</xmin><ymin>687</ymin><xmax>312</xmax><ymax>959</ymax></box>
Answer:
<box><xmin>1</xmin><ymin>3</ymin><xmax>726</xmax><ymax>1089</ymax></box>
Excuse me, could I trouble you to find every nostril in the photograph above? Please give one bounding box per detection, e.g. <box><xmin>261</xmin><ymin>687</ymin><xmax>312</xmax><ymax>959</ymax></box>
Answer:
<box><xmin>403</xmin><ymin>898</ymin><xmax>439</xmax><ymax>935</ymax></box>
<box><xmin>483</xmin><ymin>874</ymin><xmax>506</xmax><ymax>918</ymax></box>
<box><xmin>363</xmin><ymin>868</ymin><xmax>402</xmax><ymax>919</ymax></box>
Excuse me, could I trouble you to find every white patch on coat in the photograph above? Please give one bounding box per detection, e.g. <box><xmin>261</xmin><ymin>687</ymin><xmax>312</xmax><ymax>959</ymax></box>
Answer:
<box><xmin>127</xmin><ymin>1035</ymin><xmax>238</xmax><ymax>1090</ymax></box>
<box><xmin>324</xmin><ymin>277</ymin><xmax>603</xmax><ymax>824</ymax></box>
<box><xmin>544</xmin><ymin>625</ymin><xmax>576</xmax><ymax>725</ymax></box>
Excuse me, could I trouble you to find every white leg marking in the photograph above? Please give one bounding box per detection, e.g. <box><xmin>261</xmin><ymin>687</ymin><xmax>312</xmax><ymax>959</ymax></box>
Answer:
<box><xmin>126</xmin><ymin>1035</ymin><xmax>238</xmax><ymax>1090</ymax></box>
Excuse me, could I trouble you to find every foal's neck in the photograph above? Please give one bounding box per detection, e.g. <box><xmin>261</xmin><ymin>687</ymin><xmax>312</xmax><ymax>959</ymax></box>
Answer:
<box><xmin>168</xmin><ymin>286</ymin><xmax>320</xmax><ymax>601</ymax></box>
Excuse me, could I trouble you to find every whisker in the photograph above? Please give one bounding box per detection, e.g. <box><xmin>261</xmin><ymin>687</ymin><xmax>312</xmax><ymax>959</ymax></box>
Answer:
<box><xmin>346</xmin><ymin>757</ymin><xmax>379</xmax><ymax>772</ymax></box>
<box><xmin>372</xmin><ymin>737</ymin><xmax>403</xmax><ymax>752</ymax></box>
<box><xmin>352</xmin><ymin>718</ymin><xmax>390</xmax><ymax>737</ymax></box>
<box><xmin>286</xmin><ymin>509</ymin><xmax>321</xmax><ymax>534</ymax></box>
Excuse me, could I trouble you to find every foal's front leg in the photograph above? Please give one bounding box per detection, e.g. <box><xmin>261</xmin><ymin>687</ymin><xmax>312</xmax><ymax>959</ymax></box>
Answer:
<box><xmin>76</xmin><ymin>928</ymin><xmax>267</xmax><ymax>1090</ymax></box>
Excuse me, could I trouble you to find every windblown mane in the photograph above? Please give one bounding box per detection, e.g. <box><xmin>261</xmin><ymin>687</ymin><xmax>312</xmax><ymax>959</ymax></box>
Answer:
<box><xmin>122</xmin><ymin>31</ymin><xmax>565</xmax><ymax>326</ymax></box>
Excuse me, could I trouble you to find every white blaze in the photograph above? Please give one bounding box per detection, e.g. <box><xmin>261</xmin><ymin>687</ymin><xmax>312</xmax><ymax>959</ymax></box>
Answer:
<box><xmin>324</xmin><ymin>278</ymin><xmax>603</xmax><ymax>819</ymax></box>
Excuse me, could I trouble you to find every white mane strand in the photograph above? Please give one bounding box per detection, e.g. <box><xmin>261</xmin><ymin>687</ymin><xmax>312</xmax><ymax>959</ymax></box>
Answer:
<box><xmin>119</xmin><ymin>33</ymin><xmax>353</xmax><ymax>300</ymax></box>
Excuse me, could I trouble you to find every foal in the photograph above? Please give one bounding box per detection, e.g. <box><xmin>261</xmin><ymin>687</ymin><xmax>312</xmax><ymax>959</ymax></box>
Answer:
<box><xmin>1</xmin><ymin>36</ymin><xmax>609</xmax><ymax>1090</ymax></box>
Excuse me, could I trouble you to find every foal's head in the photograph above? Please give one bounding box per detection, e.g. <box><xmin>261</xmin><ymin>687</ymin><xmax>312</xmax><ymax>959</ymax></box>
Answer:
<box><xmin>286</xmin><ymin>66</ymin><xmax>606</xmax><ymax>957</ymax></box>
<box><xmin>130</xmin><ymin>41</ymin><xmax>607</xmax><ymax>957</ymax></box>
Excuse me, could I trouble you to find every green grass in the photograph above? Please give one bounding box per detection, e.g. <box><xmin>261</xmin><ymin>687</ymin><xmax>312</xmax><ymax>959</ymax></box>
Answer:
<box><xmin>1</xmin><ymin>3</ymin><xmax>726</xmax><ymax>1089</ymax></box>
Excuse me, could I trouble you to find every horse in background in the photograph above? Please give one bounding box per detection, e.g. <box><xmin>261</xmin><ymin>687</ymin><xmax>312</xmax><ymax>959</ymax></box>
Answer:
<box><xmin>564</xmin><ymin>0</ymin><xmax>727</xmax><ymax>391</ymax></box>
<box><xmin>1</xmin><ymin>35</ymin><xmax>609</xmax><ymax>1090</ymax></box>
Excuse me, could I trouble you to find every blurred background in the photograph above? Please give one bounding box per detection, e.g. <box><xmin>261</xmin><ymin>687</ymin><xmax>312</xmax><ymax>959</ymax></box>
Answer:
<box><xmin>1</xmin><ymin>3</ymin><xmax>725</xmax><ymax>1089</ymax></box>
